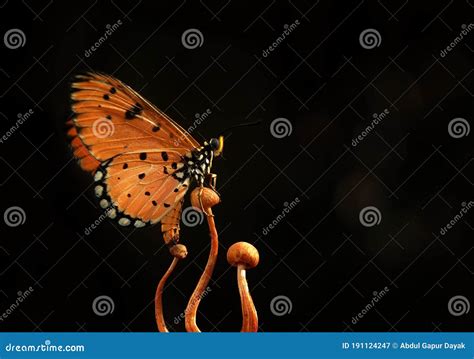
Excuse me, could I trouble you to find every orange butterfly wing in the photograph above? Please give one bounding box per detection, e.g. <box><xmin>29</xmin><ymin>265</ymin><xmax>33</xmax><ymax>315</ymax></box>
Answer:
<box><xmin>68</xmin><ymin>72</ymin><xmax>201</xmax><ymax>227</ymax></box>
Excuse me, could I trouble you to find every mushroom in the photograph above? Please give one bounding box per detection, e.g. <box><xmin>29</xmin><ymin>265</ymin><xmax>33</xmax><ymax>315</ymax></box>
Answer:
<box><xmin>227</xmin><ymin>242</ymin><xmax>259</xmax><ymax>332</ymax></box>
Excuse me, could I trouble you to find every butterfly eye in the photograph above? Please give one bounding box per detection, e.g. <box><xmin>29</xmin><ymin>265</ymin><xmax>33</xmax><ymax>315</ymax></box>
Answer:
<box><xmin>209</xmin><ymin>138</ymin><xmax>220</xmax><ymax>150</ymax></box>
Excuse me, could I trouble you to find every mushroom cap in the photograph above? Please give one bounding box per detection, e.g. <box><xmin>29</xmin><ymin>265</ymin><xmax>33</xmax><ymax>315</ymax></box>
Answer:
<box><xmin>190</xmin><ymin>187</ymin><xmax>220</xmax><ymax>209</ymax></box>
<box><xmin>227</xmin><ymin>242</ymin><xmax>259</xmax><ymax>269</ymax></box>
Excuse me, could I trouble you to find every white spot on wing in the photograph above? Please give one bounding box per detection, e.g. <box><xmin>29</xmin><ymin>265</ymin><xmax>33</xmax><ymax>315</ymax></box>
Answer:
<box><xmin>134</xmin><ymin>220</ymin><xmax>146</xmax><ymax>228</ymax></box>
<box><xmin>118</xmin><ymin>218</ymin><xmax>131</xmax><ymax>226</ymax></box>
<box><xmin>94</xmin><ymin>171</ymin><xmax>103</xmax><ymax>181</ymax></box>
<box><xmin>107</xmin><ymin>208</ymin><xmax>117</xmax><ymax>219</ymax></box>
<box><xmin>95</xmin><ymin>185</ymin><xmax>104</xmax><ymax>197</ymax></box>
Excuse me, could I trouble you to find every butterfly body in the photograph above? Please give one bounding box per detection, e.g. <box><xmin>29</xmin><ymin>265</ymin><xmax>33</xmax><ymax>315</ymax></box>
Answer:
<box><xmin>67</xmin><ymin>72</ymin><xmax>223</xmax><ymax>235</ymax></box>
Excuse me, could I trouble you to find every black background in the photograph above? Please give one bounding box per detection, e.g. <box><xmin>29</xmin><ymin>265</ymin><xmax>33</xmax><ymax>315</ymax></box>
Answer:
<box><xmin>0</xmin><ymin>0</ymin><xmax>473</xmax><ymax>332</ymax></box>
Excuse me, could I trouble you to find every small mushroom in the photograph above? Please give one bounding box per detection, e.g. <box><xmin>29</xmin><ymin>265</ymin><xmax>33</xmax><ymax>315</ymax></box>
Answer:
<box><xmin>227</xmin><ymin>242</ymin><xmax>259</xmax><ymax>332</ymax></box>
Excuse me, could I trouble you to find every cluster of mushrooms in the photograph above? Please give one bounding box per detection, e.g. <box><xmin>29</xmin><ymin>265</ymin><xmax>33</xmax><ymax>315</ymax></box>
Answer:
<box><xmin>155</xmin><ymin>187</ymin><xmax>259</xmax><ymax>332</ymax></box>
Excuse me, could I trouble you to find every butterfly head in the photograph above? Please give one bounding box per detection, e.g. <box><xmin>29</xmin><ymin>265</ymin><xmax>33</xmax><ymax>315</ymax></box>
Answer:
<box><xmin>209</xmin><ymin>136</ymin><xmax>224</xmax><ymax>157</ymax></box>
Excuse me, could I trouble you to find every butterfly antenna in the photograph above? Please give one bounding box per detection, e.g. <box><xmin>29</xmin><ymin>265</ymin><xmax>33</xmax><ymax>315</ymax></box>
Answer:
<box><xmin>220</xmin><ymin>119</ymin><xmax>262</xmax><ymax>137</ymax></box>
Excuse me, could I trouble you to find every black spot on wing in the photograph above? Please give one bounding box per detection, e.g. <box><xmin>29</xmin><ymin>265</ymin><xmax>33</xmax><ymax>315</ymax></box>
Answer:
<box><xmin>125</xmin><ymin>102</ymin><xmax>143</xmax><ymax>120</ymax></box>
<box><xmin>161</xmin><ymin>152</ymin><xmax>168</xmax><ymax>161</ymax></box>
<box><xmin>138</xmin><ymin>173</ymin><xmax>145</xmax><ymax>179</ymax></box>
<box><xmin>139</xmin><ymin>153</ymin><xmax>147</xmax><ymax>160</ymax></box>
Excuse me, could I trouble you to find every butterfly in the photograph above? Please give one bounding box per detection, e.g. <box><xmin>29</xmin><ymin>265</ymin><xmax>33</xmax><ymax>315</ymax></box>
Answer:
<box><xmin>66</xmin><ymin>72</ymin><xmax>223</xmax><ymax>249</ymax></box>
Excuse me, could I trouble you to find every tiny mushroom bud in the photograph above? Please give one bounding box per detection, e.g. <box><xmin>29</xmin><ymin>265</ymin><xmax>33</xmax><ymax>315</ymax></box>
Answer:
<box><xmin>169</xmin><ymin>244</ymin><xmax>187</xmax><ymax>259</ymax></box>
<box><xmin>227</xmin><ymin>242</ymin><xmax>259</xmax><ymax>269</ymax></box>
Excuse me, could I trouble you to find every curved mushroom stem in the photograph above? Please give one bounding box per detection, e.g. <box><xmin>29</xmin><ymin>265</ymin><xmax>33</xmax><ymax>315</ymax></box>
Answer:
<box><xmin>185</xmin><ymin>187</ymin><xmax>220</xmax><ymax>332</ymax></box>
<box><xmin>237</xmin><ymin>264</ymin><xmax>258</xmax><ymax>332</ymax></box>
<box><xmin>155</xmin><ymin>257</ymin><xmax>179</xmax><ymax>332</ymax></box>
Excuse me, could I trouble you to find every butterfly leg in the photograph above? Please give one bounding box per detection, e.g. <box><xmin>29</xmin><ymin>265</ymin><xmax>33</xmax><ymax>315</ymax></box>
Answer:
<box><xmin>205</xmin><ymin>173</ymin><xmax>221</xmax><ymax>197</ymax></box>
<box><xmin>198</xmin><ymin>185</ymin><xmax>214</xmax><ymax>217</ymax></box>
